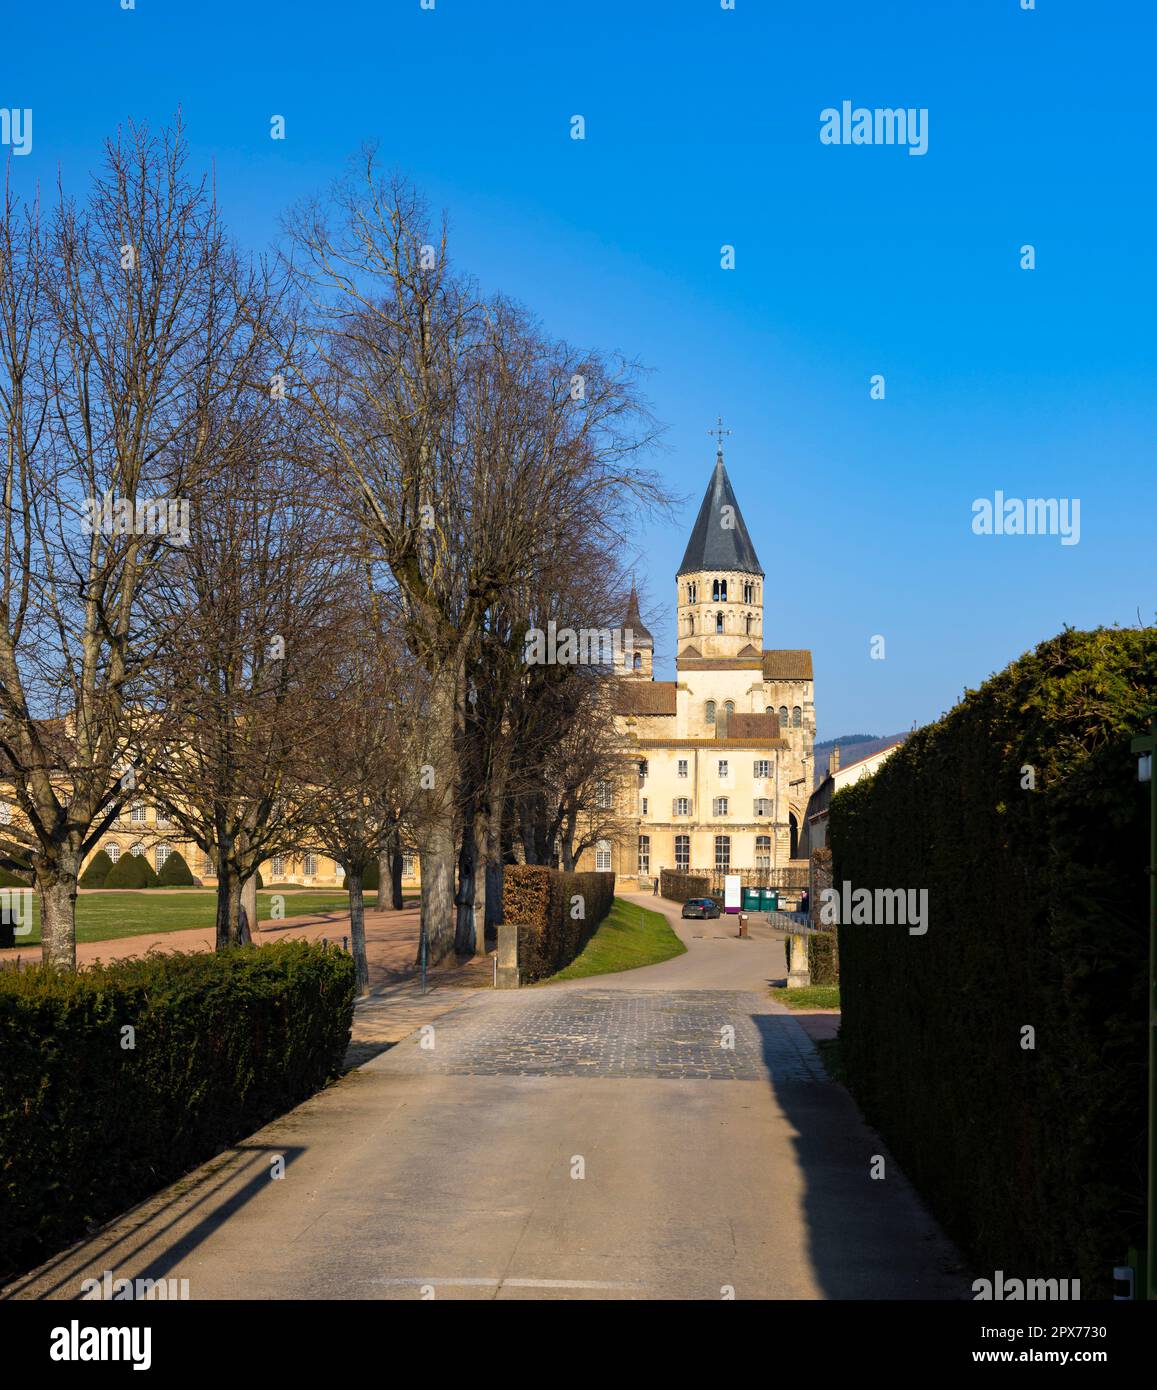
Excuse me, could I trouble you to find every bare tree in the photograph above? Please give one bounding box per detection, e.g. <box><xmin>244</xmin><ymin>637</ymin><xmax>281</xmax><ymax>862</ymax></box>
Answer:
<box><xmin>0</xmin><ymin>121</ymin><xmax>270</xmax><ymax>967</ymax></box>
<box><xmin>285</xmin><ymin>157</ymin><xmax>666</xmax><ymax>961</ymax></box>
<box><xmin>148</xmin><ymin>393</ymin><xmax>349</xmax><ymax>948</ymax></box>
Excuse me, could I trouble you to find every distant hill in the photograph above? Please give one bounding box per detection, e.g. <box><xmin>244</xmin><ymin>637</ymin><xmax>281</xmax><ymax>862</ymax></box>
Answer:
<box><xmin>812</xmin><ymin>732</ymin><xmax>909</xmax><ymax>787</ymax></box>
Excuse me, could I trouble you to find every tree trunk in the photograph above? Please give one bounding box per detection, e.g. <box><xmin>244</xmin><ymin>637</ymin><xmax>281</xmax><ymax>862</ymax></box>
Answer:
<box><xmin>215</xmin><ymin>861</ymin><xmax>244</xmax><ymax>949</ymax></box>
<box><xmin>391</xmin><ymin>839</ymin><xmax>404</xmax><ymax>910</ymax></box>
<box><xmin>454</xmin><ymin>823</ymin><xmax>476</xmax><ymax>957</ymax></box>
<box><xmin>471</xmin><ymin>807</ymin><xmax>490</xmax><ymax>957</ymax></box>
<box><xmin>38</xmin><ymin>842</ymin><xmax>81</xmax><ymax>971</ymax></box>
<box><xmin>348</xmin><ymin>867</ymin><xmax>370</xmax><ymax>996</ymax></box>
<box><xmin>417</xmin><ymin>662</ymin><xmax>460</xmax><ymax>965</ymax></box>
<box><xmin>376</xmin><ymin>842</ymin><xmax>390</xmax><ymax>911</ymax></box>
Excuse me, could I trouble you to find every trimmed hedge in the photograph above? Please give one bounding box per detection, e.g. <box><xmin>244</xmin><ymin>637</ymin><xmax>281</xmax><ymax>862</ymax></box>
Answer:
<box><xmin>157</xmin><ymin>849</ymin><xmax>194</xmax><ymax>886</ymax></box>
<box><xmin>79</xmin><ymin>850</ymin><xmax>114</xmax><ymax>887</ymax></box>
<box><xmin>830</xmin><ymin>626</ymin><xmax>1155</xmax><ymax>1297</ymax></box>
<box><xmin>0</xmin><ymin>940</ymin><xmax>355</xmax><ymax>1280</ymax></box>
<box><xmin>807</xmin><ymin>930</ymin><xmax>839</xmax><ymax>985</ymax></box>
<box><xmin>104</xmin><ymin>852</ymin><xmax>157</xmax><ymax>889</ymax></box>
<box><xmin>503</xmin><ymin>866</ymin><xmax>615</xmax><ymax>982</ymax></box>
<box><xmin>659</xmin><ymin>869</ymin><xmax>710</xmax><ymax>904</ymax></box>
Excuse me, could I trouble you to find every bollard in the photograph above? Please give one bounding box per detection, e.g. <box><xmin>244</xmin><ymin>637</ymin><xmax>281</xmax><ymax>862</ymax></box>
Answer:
<box><xmin>738</xmin><ymin>912</ymin><xmax>748</xmax><ymax>939</ymax></box>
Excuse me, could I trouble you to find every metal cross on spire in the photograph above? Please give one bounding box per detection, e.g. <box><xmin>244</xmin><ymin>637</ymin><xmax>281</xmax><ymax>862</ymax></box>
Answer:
<box><xmin>708</xmin><ymin>415</ymin><xmax>731</xmax><ymax>460</ymax></box>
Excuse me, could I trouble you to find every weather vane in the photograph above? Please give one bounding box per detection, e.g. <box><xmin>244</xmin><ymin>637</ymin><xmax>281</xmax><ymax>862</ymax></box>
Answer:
<box><xmin>708</xmin><ymin>415</ymin><xmax>731</xmax><ymax>457</ymax></box>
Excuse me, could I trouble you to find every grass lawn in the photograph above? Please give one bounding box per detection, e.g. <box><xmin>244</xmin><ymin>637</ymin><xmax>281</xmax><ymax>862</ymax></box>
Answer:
<box><xmin>5</xmin><ymin>890</ymin><xmax>354</xmax><ymax>947</ymax></box>
<box><xmin>545</xmin><ymin>897</ymin><xmax>686</xmax><ymax>982</ymax></box>
<box><xmin>770</xmin><ymin>984</ymin><xmax>841</xmax><ymax>1010</ymax></box>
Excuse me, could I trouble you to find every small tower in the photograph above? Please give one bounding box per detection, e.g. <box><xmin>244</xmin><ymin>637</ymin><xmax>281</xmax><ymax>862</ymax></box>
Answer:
<box><xmin>676</xmin><ymin>443</ymin><xmax>764</xmax><ymax>661</ymax></box>
<box><xmin>619</xmin><ymin>582</ymin><xmax>654</xmax><ymax>678</ymax></box>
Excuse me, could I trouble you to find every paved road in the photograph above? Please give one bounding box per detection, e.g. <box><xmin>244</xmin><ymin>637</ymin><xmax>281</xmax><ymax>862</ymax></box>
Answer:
<box><xmin>7</xmin><ymin>893</ymin><xmax>968</xmax><ymax>1301</ymax></box>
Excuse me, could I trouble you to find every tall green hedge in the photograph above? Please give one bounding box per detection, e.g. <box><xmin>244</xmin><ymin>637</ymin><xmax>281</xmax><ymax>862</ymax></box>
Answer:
<box><xmin>503</xmin><ymin>866</ymin><xmax>615</xmax><ymax>982</ymax></box>
<box><xmin>157</xmin><ymin>849</ymin><xmax>194</xmax><ymax>886</ymax></box>
<box><xmin>0</xmin><ymin>940</ymin><xmax>355</xmax><ymax>1280</ymax></box>
<box><xmin>830</xmin><ymin>626</ymin><xmax>1155</xmax><ymax>1297</ymax></box>
<box><xmin>79</xmin><ymin>850</ymin><xmax>114</xmax><ymax>887</ymax></box>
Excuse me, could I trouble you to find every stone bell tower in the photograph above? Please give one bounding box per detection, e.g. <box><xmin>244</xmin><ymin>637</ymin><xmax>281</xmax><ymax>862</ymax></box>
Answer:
<box><xmin>676</xmin><ymin>442</ymin><xmax>764</xmax><ymax>662</ymax></box>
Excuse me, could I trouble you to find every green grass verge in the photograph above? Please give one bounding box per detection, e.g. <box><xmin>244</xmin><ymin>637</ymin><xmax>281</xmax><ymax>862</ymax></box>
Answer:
<box><xmin>544</xmin><ymin>897</ymin><xmax>686</xmax><ymax>982</ymax></box>
<box><xmin>3</xmin><ymin>890</ymin><xmax>354</xmax><ymax>947</ymax></box>
<box><xmin>769</xmin><ymin>984</ymin><xmax>841</xmax><ymax>1010</ymax></box>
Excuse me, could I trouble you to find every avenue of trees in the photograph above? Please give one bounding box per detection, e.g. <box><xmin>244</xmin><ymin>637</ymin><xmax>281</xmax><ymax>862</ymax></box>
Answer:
<box><xmin>0</xmin><ymin>120</ymin><xmax>670</xmax><ymax>985</ymax></box>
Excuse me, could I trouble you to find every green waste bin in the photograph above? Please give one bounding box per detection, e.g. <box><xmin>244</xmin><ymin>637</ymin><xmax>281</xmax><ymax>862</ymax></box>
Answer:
<box><xmin>742</xmin><ymin>888</ymin><xmax>761</xmax><ymax>911</ymax></box>
<box><xmin>761</xmin><ymin>889</ymin><xmax>779</xmax><ymax>911</ymax></box>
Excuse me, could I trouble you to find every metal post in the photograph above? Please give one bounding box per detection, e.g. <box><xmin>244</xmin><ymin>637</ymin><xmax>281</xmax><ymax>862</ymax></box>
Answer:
<box><xmin>1132</xmin><ymin>719</ymin><xmax>1156</xmax><ymax>1299</ymax></box>
<box><xmin>420</xmin><ymin>912</ymin><xmax>428</xmax><ymax>995</ymax></box>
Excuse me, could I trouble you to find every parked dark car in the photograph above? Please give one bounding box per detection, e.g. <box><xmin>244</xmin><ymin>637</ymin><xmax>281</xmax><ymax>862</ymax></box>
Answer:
<box><xmin>681</xmin><ymin>897</ymin><xmax>721</xmax><ymax>919</ymax></box>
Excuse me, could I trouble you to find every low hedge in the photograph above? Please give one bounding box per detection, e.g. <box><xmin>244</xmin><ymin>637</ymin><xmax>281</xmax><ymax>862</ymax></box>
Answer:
<box><xmin>659</xmin><ymin>869</ymin><xmax>710</xmax><ymax>903</ymax></box>
<box><xmin>503</xmin><ymin>866</ymin><xmax>615</xmax><ymax>982</ymax></box>
<box><xmin>807</xmin><ymin>930</ymin><xmax>839</xmax><ymax>985</ymax></box>
<box><xmin>0</xmin><ymin>939</ymin><xmax>355</xmax><ymax>1280</ymax></box>
<box><xmin>830</xmin><ymin>625</ymin><xmax>1155</xmax><ymax>1297</ymax></box>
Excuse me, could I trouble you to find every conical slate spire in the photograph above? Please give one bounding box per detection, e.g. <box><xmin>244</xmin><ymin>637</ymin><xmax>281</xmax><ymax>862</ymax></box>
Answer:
<box><xmin>624</xmin><ymin>581</ymin><xmax>653</xmax><ymax>644</ymax></box>
<box><xmin>677</xmin><ymin>453</ymin><xmax>763</xmax><ymax>577</ymax></box>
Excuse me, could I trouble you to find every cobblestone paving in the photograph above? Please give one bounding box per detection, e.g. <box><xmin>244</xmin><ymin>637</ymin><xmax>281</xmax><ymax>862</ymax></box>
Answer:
<box><xmin>378</xmin><ymin>988</ymin><xmax>827</xmax><ymax>1082</ymax></box>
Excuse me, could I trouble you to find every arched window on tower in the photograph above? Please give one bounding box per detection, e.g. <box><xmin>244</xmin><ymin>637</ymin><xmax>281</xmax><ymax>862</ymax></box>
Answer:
<box><xmin>712</xmin><ymin>579</ymin><xmax>720</xmax><ymax>601</ymax></box>
<box><xmin>688</xmin><ymin>613</ymin><xmax>695</xmax><ymax>634</ymax></box>
<box><xmin>765</xmin><ymin>706</ymin><xmax>773</xmax><ymax>715</ymax></box>
<box><xmin>745</xmin><ymin>614</ymin><xmax>752</xmax><ymax>634</ymax></box>
<box><xmin>715</xmin><ymin>611</ymin><xmax>724</xmax><ymax>634</ymax></box>
<box><xmin>792</xmin><ymin>706</ymin><xmax>802</xmax><ymax>728</ymax></box>
<box><xmin>779</xmin><ymin>705</ymin><xmax>788</xmax><ymax>727</ymax></box>
<box><xmin>705</xmin><ymin>701</ymin><xmax>716</xmax><ymax>725</ymax></box>
<box><xmin>743</xmin><ymin>580</ymin><xmax>754</xmax><ymax>603</ymax></box>
<box><xmin>633</xmin><ymin>652</ymin><xmax>642</xmax><ymax>670</ymax></box>
<box><xmin>719</xmin><ymin>578</ymin><xmax>727</xmax><ymax>601</ymax></box>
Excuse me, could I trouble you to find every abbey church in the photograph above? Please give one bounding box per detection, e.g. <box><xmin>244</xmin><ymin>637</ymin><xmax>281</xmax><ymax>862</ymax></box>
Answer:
<box><xmin>604</xmin><ymin>448</ymin><xmax>815</xmax><ymax>890</ymax></box>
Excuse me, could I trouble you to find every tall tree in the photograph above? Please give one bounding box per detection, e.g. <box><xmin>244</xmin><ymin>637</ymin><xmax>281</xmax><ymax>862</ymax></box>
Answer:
<box><xmin>0</xmin><ymin>121</ymin><xmax>270</xmax><ymax>967</ymax></box>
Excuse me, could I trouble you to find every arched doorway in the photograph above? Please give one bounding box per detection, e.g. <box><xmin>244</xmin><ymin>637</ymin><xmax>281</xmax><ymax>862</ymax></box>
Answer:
<box><xmin>789</xmin><ymin>812</ymin><xmax>799</xmax><ymax>860</ymax></box>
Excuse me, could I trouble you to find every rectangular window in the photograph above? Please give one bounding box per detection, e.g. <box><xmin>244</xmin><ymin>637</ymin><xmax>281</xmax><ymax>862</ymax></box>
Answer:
<box><xmin>271</xmin><ymin>854</ymin><xmax>285</xmax><ymax>877</ymax></box>
<box><xmin>130</xmin><ymin>803</ymin><xmax>147</xmax><ymax>823</ymax></box>
<box><xmin>713</xmin><ymin>797</ymin><xmax>729</xmax><ymax>816</ymax></box>
<box><xmin>677</xmin><ymin>759</ymin><xmax>689</xmax><ymax>778</ymax></box>
<box><xmin>155</xmin><ymin>844</ymin><xmax>171</xmax><ymax>870</ymax></box>
<box><xmin>714</xmin><ymin>835</ymin><xmax>731</xmax><ymax>872</ymax></box>
<box><xmin>595</xmin><ymin>840</ymin><xmax>612</xmax><ymax>872</ymax></box>
<box><xmin>753</xmin><ymin>759</ymin><xmax>771</xmax><ymax>779</ymax></box>
<box><xmin>303</xmin><ymin>853</ymin><xmax>317</xmax><ymax>876</ymax></box>
<box><xmin>402</xmin><ymin>853</ymin><xmax>415</xmax><ymax>877</ymax></box>
<box><xmin>595</xmin><ymin>780</ymin><xmax>613</xmax><ymax>809</ymax></box>
<box><xmin>754</xmin><ymin>798</ymin><xmax>772</xmax><ymax>817</ymax></box>
<box><xmin>755</xmin><ymin>834</ymin><xmax>771</xmax><ymax>870</ymax></box>
<box><xmin>640</xmin><ymin>796</ymin><xmax>649</xmax><ymax>816</ymax></box>
<box><xmin>717</xmin><ymin>759</ymin><xmax>729</xmax><ymax>778</ymax></box>
<box><xmin>637</xmin><ymin>835</ymin><xmax>650</xmax><ymax>875</ymax></box>
<box><xmin>674</xmin><ymin>797</ymin><xmax>690</xmax><ymax>816</ymax></box>
<box><xmin>674</xmin><ymin>834</ymin><xmax>690</xmax><ymax>870</ymax></box>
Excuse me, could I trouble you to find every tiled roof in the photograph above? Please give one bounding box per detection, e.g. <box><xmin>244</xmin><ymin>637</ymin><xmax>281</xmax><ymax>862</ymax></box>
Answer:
<box><xmin>726</xmin><ymin>712</ymin><xmax>780</xmax><ymax>740</ymax></box>
<box><xmin>614</xmin><ymin>680</ymin><xmax>677</xmax><ymax>716</ymax></box>
<box><xmin>762</xmin><ymin>649</ymin><xmax>813</xmax><ymax>680</ymax></box>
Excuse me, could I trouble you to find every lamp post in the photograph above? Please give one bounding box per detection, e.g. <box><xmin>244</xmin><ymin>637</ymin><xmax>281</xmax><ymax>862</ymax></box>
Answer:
<box><xmin>1131</xmin><ymin>718</ymin><xmax>1156</xmax><ymax>1299</ymax></box>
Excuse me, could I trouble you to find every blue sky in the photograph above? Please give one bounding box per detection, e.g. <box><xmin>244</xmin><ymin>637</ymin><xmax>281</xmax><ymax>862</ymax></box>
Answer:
<box><xmin>4</xmin><ymin>0</ymin><xmax>1154</xmax><ymax>738</ymax></box>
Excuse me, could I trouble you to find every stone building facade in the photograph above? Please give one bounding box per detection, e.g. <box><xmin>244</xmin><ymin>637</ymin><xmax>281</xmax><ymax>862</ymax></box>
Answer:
<box><xmin>591</xmin><ymin>449</ymin><xmax>815</xmax><ymax>889</ymax></box>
